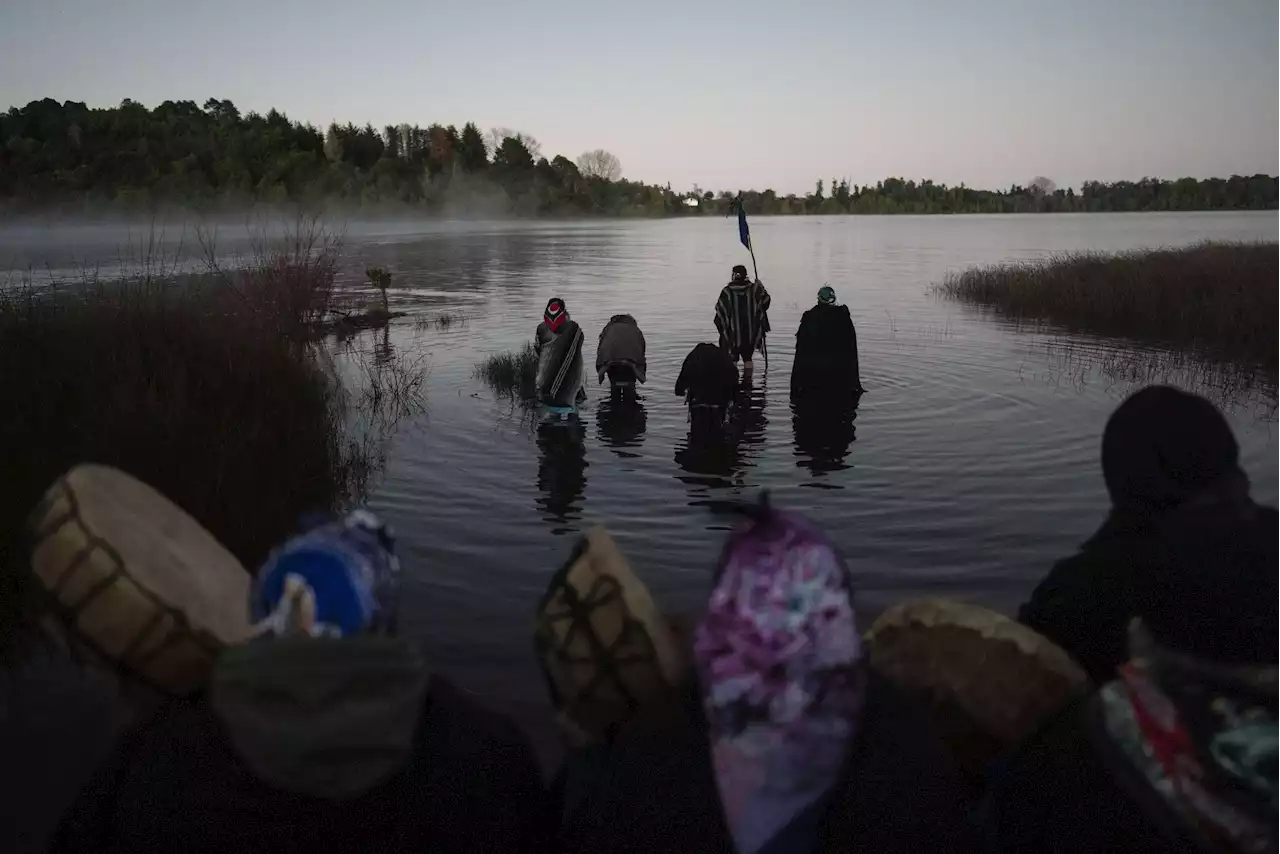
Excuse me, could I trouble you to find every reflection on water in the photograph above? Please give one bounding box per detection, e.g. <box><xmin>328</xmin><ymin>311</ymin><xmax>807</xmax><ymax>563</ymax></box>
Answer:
<box><xmin>595</xmin><ymin>395</ymin><xmax>647</xmax><ymax>453</ymax></box>
<box><xmin>791</xmin><ymin>390</ymin><xmax>862</xmax><ymax>486</ymax></box>
<box><xmin>673</xmin><ymin>372</ymin><xmax>771</xmax><ymax>521</ymax></box>
<box><xmin>373</xmin><ymin>326</ymin><xmax>395</xmax><ymax>368</ymax></box>
<box><xmin>535</xmin><ymin>422</ymin><xmax>588</xmax><ymax>534</ymax></box>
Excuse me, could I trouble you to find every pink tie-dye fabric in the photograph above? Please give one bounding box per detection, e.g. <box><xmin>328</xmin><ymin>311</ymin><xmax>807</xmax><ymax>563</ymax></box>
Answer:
<box><xmin>694</xmin><ymin>504</ymin><xmax>866</xmax><ymax>854</ymax></box>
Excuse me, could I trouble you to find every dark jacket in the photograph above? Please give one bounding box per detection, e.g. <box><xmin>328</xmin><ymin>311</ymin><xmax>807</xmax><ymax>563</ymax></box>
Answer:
<box><xmin>596</xmin><ymin>315</ymin><xmax>646</xmax><ymax>384</ymax></box>
<box><xmin>791</xmin><ymin>303</ymin><xmax>862</xmax><ymax>396</ymax></box>
<box><xmin>982</xmin><ymin>694</ymin><xmax>1207</xmax><ymax>853</ymax></box>
<box><xmin>1018</xmin><ymin>499</ymin><xmax>1278</xmax><ymax>685</ymax></box>
<box><xmin>675</xmin><ymin>343</ymin><xmax>739</xmax><ymax>409</ymax></box>
<box><xmin>52</xmin><ymin>638</ymin><xmax>552</xmax><ymax>854</ymax></box>
<box><xmin>557</xmin><ymin>670</ymin><xmax>975</xmax><ymax>854</ymax></box>
<box><xmin>0</xmin><ymin>632</ymin><xmax>143</xmax><ymax>854</ymax></box>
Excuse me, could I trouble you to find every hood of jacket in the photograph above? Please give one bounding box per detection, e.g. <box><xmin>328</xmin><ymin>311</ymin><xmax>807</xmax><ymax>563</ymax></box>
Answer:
<box><xmin>210</xmin><ymin>636</ymin><xmax>430</xmax><ymax>800</ymax></box>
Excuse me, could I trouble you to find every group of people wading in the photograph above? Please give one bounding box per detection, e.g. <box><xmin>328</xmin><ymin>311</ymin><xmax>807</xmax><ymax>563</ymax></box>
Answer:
<box><xmin>533</xmin><ymin>264</ymin><xmax>865</xmax><ymax>430</ymax></box>
<box><xmin>1</xmin><ymin>284</ymin><xmax>1275</xmax><ymax>853</ymax></box>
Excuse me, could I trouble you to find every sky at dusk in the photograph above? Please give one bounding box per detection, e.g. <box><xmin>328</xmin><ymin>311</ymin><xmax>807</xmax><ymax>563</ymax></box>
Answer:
<box><xmin>1</xmin><ymin>0</ymin><xmax>1276</xmax><ymax>195</ymax></box>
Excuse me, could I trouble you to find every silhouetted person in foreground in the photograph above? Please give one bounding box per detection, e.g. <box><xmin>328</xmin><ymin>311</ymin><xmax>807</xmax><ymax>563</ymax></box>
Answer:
<box><xmin>556</xmin><ymin>498</ymin><xmax>975</xmax><ymax>854</ymax></box>
<box><xmin>791</xmin><ymin>285</ymin><xmax>864</xmax><ymax>397</ymax></box>
<box><xmin>676</xmin><ymin>342</ymin><xmax>740</xmax><ymax>436</ymax></box>
<box><xmin>984</xmin><ymin>588</ymin><xmax>1277</xmax><ymax>852</ymax></box>
<box><xmin>1018</xmin><ymin>385</ymin><xmax>1278</xmax><ymax>685</ymax></box>
<box><xmin>53</xmin><ymin>512</ymin><xmax>551</xmax><ymax>854</ymax></box>
<box><xmin>714</xmin><ymin>265</ymin><xmax>771</xmax><ymax>372</ymax></box>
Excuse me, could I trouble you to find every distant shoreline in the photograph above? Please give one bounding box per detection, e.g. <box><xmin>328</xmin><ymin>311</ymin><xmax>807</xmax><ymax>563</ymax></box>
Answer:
<box><xmin>2</xmin><ymin>99</ymin><xmax>1276</xmax><ymax>221</ymax></box>
<box><xmin>2</xmin><ymin>206</ymin><xmax>1278</xmax><ymax>229</ymax></box>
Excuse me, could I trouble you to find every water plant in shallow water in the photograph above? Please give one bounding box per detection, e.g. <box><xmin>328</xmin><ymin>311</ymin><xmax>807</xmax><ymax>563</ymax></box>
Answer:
<box><xmin>365</xmin><ymin>267</ymin><xmax>392</xmax><ymax>314</ymax></box>
<box><xmin>474</xmin><ymin>343</ymin><xmax>539</xmax><ymax>401</ymax></box>
<box><xmin>935</xmin><ymin>241</ymin><xmax>1278</xmax><ymax>384</ymax></box>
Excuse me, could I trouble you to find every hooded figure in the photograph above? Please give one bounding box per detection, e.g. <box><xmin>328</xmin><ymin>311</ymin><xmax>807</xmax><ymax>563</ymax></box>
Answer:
<box><xmin>52</xmin><ymin>511</ymin><xmax>552</xmax><ymax>854</ymax></box>
<box><xmin>984</xmin><ymin>578</ymin><xmax>1277</xmax><ymax>853</ymax></box>
<box><xmin>1018</xmin><ymin>385</ymin><xmax>1277</xmax><ymax>685</ymax></box>
<box><xmin>554</xmin><ymin>497</ymin><xmax>974</xmax><ymax>854</ymax></box>
<box><xmin>791</xmin><ymin>285</ymin><xmax>864</xmax><ymax>398</ymax></box>
<box><xmin>714</xmin><ymin>265</ymin><xmax>771</xmax><ymax>368</ymax></box>
<box><xmin>596</xmin><ymin>314</ymin><xmax>647</xmax><ymax>388</ymax></box>
<box><xmin>535</xmin><ymin>298</ymin><xmax>586</xmax><ymax>408</ymax></box>
<box><xmin>537</xmin><ymin>297</ymin><xmax>569</xmax><ymax>351</ymax></box>
<box><xmin>676</xmin><ymin>342</ymin><xmax>740</xmax><ymax>433</ymax></box>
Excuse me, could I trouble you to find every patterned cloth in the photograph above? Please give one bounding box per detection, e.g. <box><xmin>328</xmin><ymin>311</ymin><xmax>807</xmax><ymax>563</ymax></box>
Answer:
<box><xmin>817</xmin><ymin>285</ymin><xmax>836</xmax><ymax>306</ymax></box>
<box><xmin>544</xmin><ymin>297</ymin><xmax>568</xmax><ymax>334</ymax></box>
<box><xmin>250</xmin><ymin>509</ymin><xmax>401</xmax><ymax>639</ymax></box>
<box><xmin>1099</xmin><ymin>621</ymin><xmax>1278</xmax><ymax>853</ymax></box>
<box><xmin>693</xmin><ymin>500</ymin><xmax>866</xmax><ymax>854</ymax></box>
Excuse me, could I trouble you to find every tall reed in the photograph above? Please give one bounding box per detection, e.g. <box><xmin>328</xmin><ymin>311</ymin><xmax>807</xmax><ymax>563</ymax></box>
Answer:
<box><xmin>936</xmin><ymin>241</ymin><xmax>1278</xmax><ymax>380</ymax></box>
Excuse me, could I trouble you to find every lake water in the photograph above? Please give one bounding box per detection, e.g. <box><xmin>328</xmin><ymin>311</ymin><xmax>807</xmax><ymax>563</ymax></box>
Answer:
<box><xmin>6</xmin><ymin>212</ymin><xmax>1277</xmax><ymax>754</ymax></box>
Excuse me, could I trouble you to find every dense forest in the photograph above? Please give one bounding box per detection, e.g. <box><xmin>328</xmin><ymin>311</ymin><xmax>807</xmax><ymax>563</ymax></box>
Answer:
<box><xmin>2</xmin><ymin>98</ymin><xmax>1276</xmax><ymax>217</ymax></box>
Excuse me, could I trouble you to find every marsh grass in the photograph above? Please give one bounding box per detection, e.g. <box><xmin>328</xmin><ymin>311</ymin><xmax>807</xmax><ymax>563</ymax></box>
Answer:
<box><xmin>1025</xmin><ymin>335</ymin><xmax>1277</xmax><ymax>416</ymax></box>
<box><xmin>474</xmin><ymin>343</ymin><xmax>539</xmax><ymax>400</ymax></box>
<box><xmin>936</xmin><ymin>241</ymin><xmax>1278</xmax><ymax>381</ymax></box>
<box><xmin>414</xmin><ymin>312</ymin><xmax>467</xmax><ymax>332</ymax></box>
<box><xmin>0</xmin><ymin>225</ymin><xmax>415</xmax><ymax>649</ymax></box>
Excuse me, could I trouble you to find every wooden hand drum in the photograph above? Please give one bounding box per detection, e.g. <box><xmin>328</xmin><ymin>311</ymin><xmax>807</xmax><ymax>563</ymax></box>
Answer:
<box><xmin>27</xmin><ymin>464</ymin><xmax>253</xmax><ymax>695</ymax></box>
<box><xmin>866</xmin><ymin>597</ymin><xmax>1088</xmax><ymax>775</ymax></box>
<box><xmin>533</xmin><ymin>527</ymin><xmax>688</xmax><ymax>744</ymax></box>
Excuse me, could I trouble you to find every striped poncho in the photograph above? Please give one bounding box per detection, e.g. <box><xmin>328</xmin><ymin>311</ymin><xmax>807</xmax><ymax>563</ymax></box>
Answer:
<box><xmin>714</xmin><ymin>280</ymin><xmax>771</xmax><ymax>355</ymax></box>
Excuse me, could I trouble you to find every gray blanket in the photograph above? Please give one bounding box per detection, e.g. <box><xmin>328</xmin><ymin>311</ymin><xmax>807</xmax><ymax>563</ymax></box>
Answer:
<box><xmin>596</xmin><ymin>315</ymin><xmax>647</xmax><ymax>384</ymax></box>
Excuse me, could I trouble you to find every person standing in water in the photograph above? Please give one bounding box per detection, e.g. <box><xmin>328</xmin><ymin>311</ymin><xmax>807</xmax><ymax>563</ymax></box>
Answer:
<box><xmin>714</xmin><ymin>265</ymin><xmax>771</xmax><ymax>372</ymax></box>
<box><xmin>791</xmin><ymin>285</ymin><xmax>865</xmax><ymax>398</ymax></box>
<box><xmin>535</xmin><ymin>296</ymin><xmax>586</xmax><ymax>407</ymax></box>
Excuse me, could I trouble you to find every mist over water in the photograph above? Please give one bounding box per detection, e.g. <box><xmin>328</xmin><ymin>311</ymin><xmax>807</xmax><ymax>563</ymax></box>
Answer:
<box><xmin>7</xmin><ymin>211</ymin><xmax>1276</xmax><ymax>755</ymax></box>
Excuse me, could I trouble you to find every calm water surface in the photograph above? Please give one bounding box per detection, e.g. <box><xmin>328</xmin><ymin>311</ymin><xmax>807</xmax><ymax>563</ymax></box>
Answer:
<box><xmin>8</xmin><ymin>212</ymin><xmax>1277</xmax><ymax>754</ymax></box>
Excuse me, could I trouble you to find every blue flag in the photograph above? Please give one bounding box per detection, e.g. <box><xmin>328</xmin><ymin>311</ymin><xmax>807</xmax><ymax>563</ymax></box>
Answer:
<box><xmin>737</xmin><ymin>200</ymin><xmax>751</xmax><ymax>252</ymax></box>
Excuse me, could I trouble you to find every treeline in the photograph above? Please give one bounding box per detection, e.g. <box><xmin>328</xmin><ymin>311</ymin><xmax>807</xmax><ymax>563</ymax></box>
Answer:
<box><xmin>1</xmin><ymin>98</ymin><xmax>1276</xmax><ymax>217</ymax></box>
<box><xmin>729</xmin><ymin>174</ymin><xmax>1278</xmax><ymax>215</ymax></box>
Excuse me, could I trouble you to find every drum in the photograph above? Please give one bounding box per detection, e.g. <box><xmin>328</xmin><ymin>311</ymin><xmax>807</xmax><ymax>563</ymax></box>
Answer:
<box><xmin>865</xmin><ymin>597</ymin><xmax>1088</xmax><ymax>775</ymax></box>
<box><xmin>27</xmin><ymin>464</ymin><xmax>254</xmax><ymax>695</ymax></box>
<box><xmin>533</xmin><ymin>527</ymin><xmax>688</xmax><ymax>743</ymax></box>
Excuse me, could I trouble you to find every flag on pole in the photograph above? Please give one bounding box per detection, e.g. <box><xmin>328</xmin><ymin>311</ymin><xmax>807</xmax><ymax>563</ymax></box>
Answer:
<box><xmin>737</xmin><ymin>199</ymin><xmax>752</xmax><ymax>252</ymax></box>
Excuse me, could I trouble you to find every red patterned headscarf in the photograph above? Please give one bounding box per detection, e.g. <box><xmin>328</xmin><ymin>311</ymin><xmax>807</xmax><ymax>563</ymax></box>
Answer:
<box><xmin>544</xmin><ymin>298</ymin><xmax>567</xmax><ymax>333</ymax></box>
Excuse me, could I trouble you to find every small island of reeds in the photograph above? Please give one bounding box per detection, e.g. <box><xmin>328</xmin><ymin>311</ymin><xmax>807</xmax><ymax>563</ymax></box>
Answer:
<box><xmin>474</xmin><ymin>344</ymin><xmax>539</xmax><ymax>400</ymax></box>
<box><xmin>936</xmin><ymin>241</ymin><xmax>1278</xmax><ymax>384</ymax></box>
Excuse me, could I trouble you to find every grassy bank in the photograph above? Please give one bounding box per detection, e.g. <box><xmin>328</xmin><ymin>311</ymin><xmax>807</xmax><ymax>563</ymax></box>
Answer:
<box><xmin>475</xmin><ymin>343</ymin><xmax>539</xmax><ymax>400</ymax></box>
<box><xmin>936</xmin><ymin>242</ymin><xmax>1278</xmax><ymax>380</ymax></box>
<box><xmin>0</xmin><ymin>237</ymin><xmax>397</xmax><ymax>645</ymax></box>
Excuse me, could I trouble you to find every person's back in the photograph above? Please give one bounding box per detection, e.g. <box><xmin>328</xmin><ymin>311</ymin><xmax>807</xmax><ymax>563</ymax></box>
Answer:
<box><xmin>792</xmin><ymin>286</ymin><xmax>863</xmax><ymax>397</ymax></box>
<box><xmin>1019</xmin><ymin>385</ymin><xmax>1278</xmax><ymax>684</ymax></box>
<box><xmin>675</xmin><ymin>343</ymin><xmax>739</xmax><ymax>411</ymax></box>
<box><xmin>52</xmin><ymin>512</ymin><xmax>550</xmax><ymax>854</ymax></box>
<box><xmin>714</xmin><ymin>265</ymin><xmax>771</xmax><ymax>370</ymax></box>
<box><xmin>985</xmin><ymin>564</ymin><xmax>1277</xmax><ymax>852</ymax></box>
<box><xmin>596</xmin><ymin>314</ymin><xmax>647</xmax><ymax>387</ymax></box>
